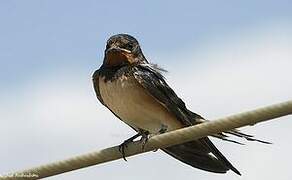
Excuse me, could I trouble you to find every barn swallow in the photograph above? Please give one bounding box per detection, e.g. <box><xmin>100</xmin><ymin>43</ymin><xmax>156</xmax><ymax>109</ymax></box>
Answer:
<box><xmin>92</xmin><ymin>34</ymin><xmax>269</xmax><ymax>175</ymax></box>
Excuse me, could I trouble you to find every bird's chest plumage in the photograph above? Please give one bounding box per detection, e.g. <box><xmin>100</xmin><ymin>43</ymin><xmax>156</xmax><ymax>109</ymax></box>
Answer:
<box><xmin>98</xmin><ymin>74</ymin><xmax>181</xmax><ymax>134</ymax></box>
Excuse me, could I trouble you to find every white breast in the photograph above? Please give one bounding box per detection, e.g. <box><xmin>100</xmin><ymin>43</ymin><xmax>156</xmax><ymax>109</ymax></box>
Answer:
<box><xmin>99</xmin><ymin>75</ymin><xmax>182</xmax><ymax>134</ymax></box>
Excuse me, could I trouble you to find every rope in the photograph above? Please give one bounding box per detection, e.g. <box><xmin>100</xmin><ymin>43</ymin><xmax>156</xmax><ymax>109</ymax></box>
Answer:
<box><xmin>2</xmin><ymin>100</ymin><xmax>292</xmax><ymax>179</ymax></box>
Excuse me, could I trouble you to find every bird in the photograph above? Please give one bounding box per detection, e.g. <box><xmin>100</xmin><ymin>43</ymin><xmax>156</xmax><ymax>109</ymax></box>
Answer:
<box><xmin>92</xmin><ymin>34</ymin><xmax>269</xmax><ymax>175</ymax></box>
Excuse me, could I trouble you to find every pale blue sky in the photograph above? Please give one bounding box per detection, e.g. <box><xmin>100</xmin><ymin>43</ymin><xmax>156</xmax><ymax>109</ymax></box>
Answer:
<box><xmin>1</xmin><ymin>1</ymin><xmax>292</xmax><ymax>180</ymax></box>
<box><xmin>1</xmin><ymin>0</ymin><xmax>291</xmax><ymax>87</ymax></box>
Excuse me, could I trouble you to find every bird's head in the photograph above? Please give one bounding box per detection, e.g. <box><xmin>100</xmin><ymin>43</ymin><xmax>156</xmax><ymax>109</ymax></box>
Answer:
<box><xmin>103</xmin><ymin>34</ymin><xmax>147</xmax><ymax>67</ymax></box>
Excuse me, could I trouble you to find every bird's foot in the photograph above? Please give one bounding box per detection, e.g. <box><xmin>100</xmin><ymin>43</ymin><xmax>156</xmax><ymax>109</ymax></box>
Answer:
<box><xmin>158</xmin><ymin>124</ymin><xmax>168</xmax><ymax>134</ymax></box>
<box><xmin>118</xmin><ymin>133</ymin><xmax>141</xmax><ymax>161</ymax></box>
<box><xmin>118</xmin><ymin>141</ymin><xmax>129</xmax><ymax>161</ymax></box>
<box><xmin>140</xmin><ymin>131</ymin><xmax>150</xmax><ymax>151</ymax></box>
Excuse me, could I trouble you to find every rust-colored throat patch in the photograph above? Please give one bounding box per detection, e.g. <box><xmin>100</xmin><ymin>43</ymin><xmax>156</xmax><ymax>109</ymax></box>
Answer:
<box><xmin>105</xmin><ymin>49</ymin><xmax>135</xmax><ymax>67</ymax></box>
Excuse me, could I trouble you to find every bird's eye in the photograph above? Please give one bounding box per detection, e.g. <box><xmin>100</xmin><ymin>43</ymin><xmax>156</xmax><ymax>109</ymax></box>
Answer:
<box><xmin>106</xmin><ymin>44</ymin><xmax>110</xmax><ymax>49</ymax></box>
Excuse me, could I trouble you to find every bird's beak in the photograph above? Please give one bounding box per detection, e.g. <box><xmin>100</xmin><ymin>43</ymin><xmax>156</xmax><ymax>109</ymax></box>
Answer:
<box><xmin>104</xmin><ymin>47</ymin><xmax>135</xmax><ymax>67</ymax></box>
<box><xmin>106</xmin><ymin>47</ymin><xmax>131</xmax><ymax>54</ymax></box>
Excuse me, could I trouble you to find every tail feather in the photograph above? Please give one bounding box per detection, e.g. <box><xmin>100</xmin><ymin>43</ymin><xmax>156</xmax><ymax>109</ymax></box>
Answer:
<box><xmin>193</xmin><ymin>117</ymin><xmax>272</xmax><ymax>145</ymax></box>
<box><xmin>162</xmin><ymin>110</ymin><xmax>270</xmax><ymax>175</ymax></box>
<box><xmin>201</xmin><ymin>138</ymin><xmax>241</xmax><ymax>175</ymax></box>
<box><xmin>212</xmin><ymin>134</ymin><xmax>245</xmax><ymax>145</ymax></box>
<box><xmin>163</xmin><ymin>137</ymin><xmax>241</xmax><ymax>175</ymax></box>
<box><xmin>225</xmin><ymin>130</ymin><xmax>272</xmax><ymax>144</ymax></box>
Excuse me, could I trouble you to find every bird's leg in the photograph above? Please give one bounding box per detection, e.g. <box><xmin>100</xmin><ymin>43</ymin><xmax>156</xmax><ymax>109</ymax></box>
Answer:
<box><xmin>158</xmin><ymin>124</ymin><xmax>168</xmax><ymax>134</ymax></box>
<box><xmin>140</xmin><ymin>130</ymin><xmax>150</xmax><ymax>151</ymax></box>
<box><xmin>118</xmin><ymin>133</ymin><xmax>141</xmax><ymax>161</ymax></box>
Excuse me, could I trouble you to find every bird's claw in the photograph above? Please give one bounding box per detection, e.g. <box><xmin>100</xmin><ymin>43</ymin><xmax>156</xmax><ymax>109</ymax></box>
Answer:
<box><xmin>118</xmin><ymin>130</ymin><xmax>150</xmax><ymax>160</ymax></box>
<box><xmin>118</xmin><ymin>140</ymin><xmax>131</xmax><ymax>161</ymax></box>
<box><xmin>118</xmin><ymin>132</ymin><xmax>144</xmax><ymax>161</ymax></box>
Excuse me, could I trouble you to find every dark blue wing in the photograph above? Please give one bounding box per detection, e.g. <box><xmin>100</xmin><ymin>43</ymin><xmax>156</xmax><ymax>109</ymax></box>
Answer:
<box><xmin>133</xmin><ymin>63</ymin><xmax>241</xmax><ymax>175</ymax></box>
